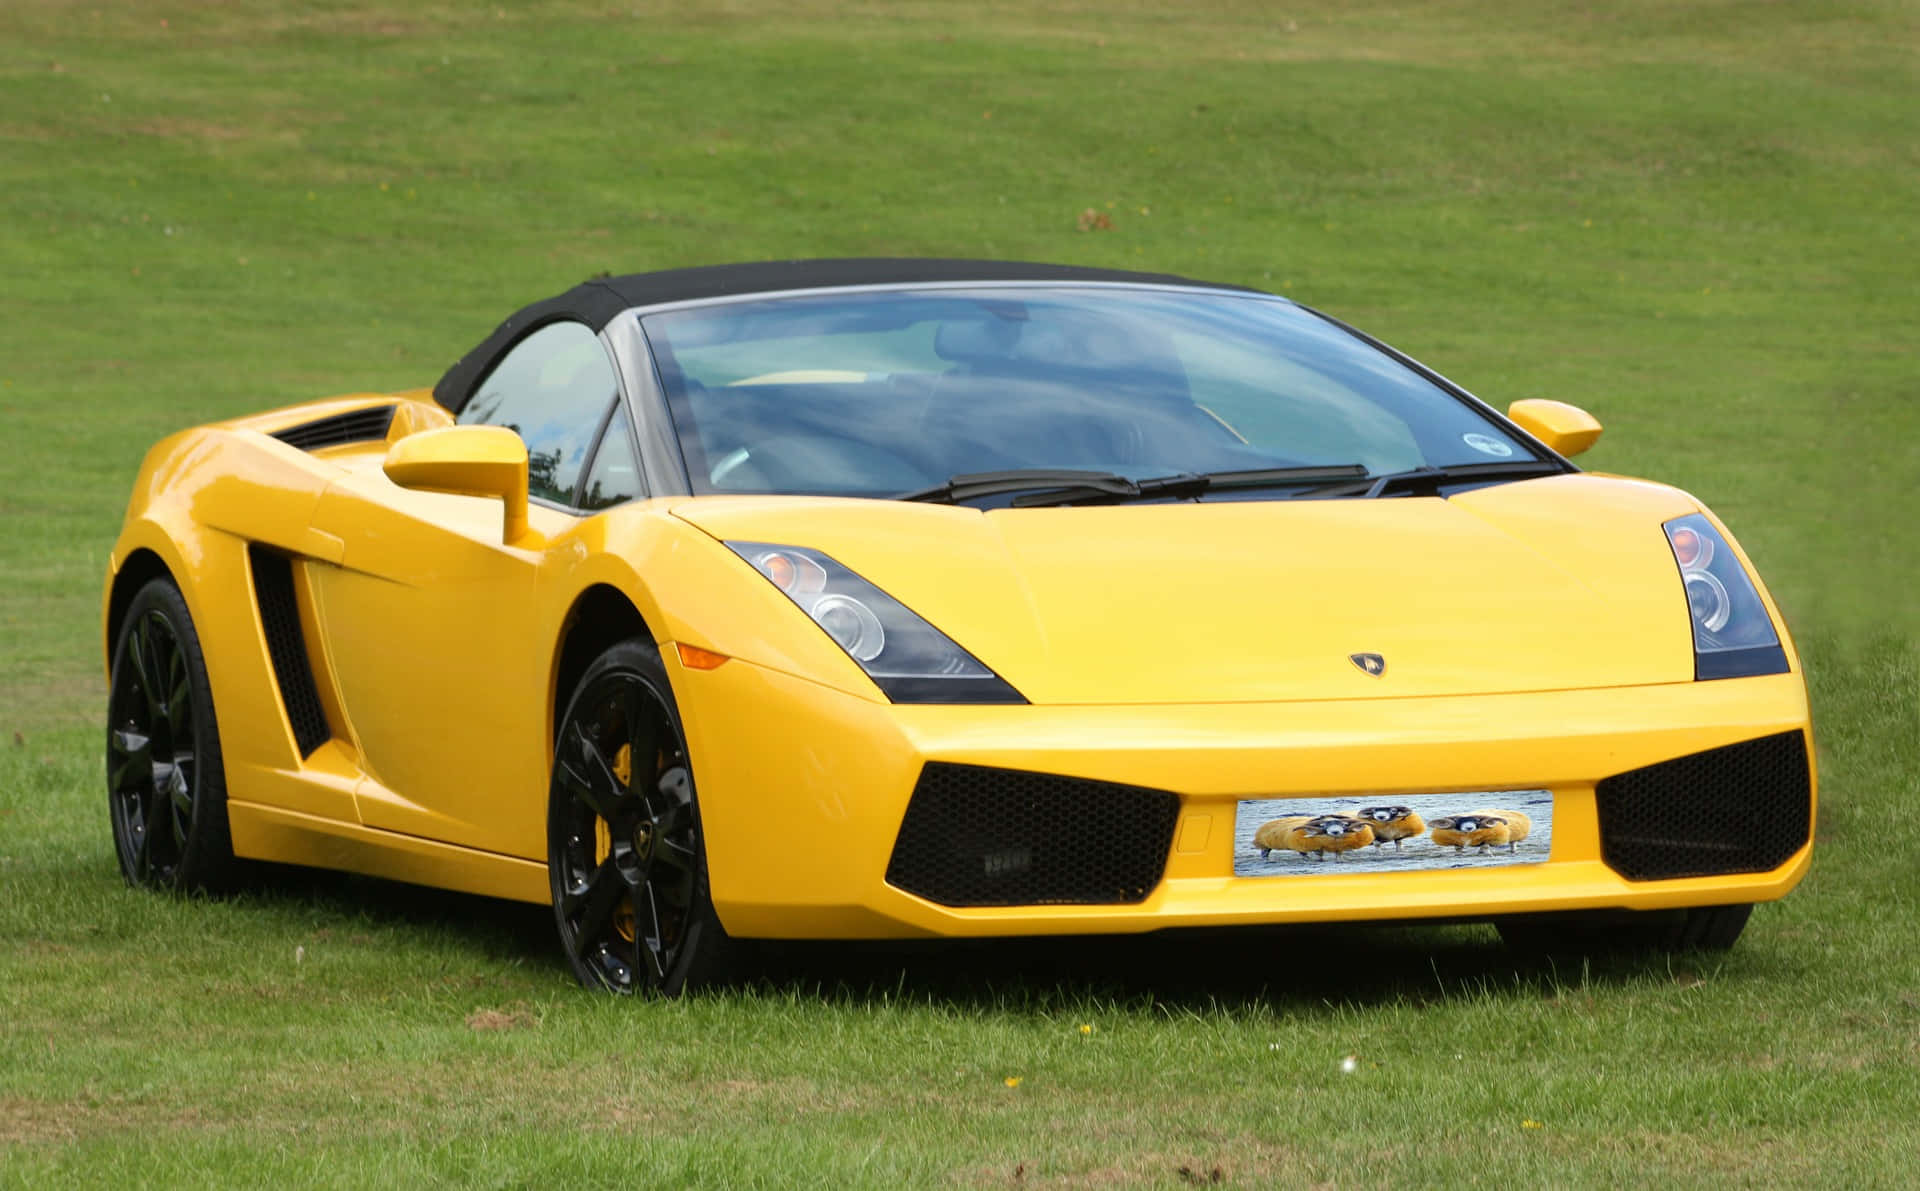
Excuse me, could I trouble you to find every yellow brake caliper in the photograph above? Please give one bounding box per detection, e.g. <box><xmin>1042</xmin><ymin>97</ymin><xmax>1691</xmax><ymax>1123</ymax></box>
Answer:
<box><xmin>598</xmin><ymin>743</ymin><xmax>638</xmax><ymax>944</ymax></box>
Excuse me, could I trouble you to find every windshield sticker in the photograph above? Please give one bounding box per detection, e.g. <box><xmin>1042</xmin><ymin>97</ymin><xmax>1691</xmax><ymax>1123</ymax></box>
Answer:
<box><xmin>1461</xmin><ymin>432</ymin><xmax>1515</xmax><ymax>457</ymax></box>
<box><xmin>1234</xmin><ymin>791</ymin><xmax>1553</xmax><ymax>876</ymax></box>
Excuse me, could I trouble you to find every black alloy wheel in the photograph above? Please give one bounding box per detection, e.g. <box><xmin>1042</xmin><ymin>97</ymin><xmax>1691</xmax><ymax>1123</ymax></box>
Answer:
<box><xmin>547</xmin><ymin>638</ymin><xmax>732</xmax><ymax>995</ymax></box>
<box><xmin>107</xmin><ymin>576</ymin><xmax>236</xmax><ymax>891</ymax></box>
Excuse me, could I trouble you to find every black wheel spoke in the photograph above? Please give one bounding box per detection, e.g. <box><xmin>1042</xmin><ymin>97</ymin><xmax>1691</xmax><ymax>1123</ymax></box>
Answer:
<box><xmin>563</xmin><ymin>859</ymin><xmax>630</xmax><ymax>952</ymax></box>
<box><xmin>108</xmin><ymin>729</ymin><xmax>151</xmax><ymax>789</ymax></box>
<box><xmin>559</xmin><ymin>721</ymin><xmax>629</xmax><ymax>822</ymax></box>
<box><xmin>165</xmin><ymin>655</ymin><xmax>191</xmax><ymax>728</ymax></box>
<box><xmin>136</xmin><ymin>617</ymin><xmax>174</xmax><ymax>723</ymax></box>
<box><xmin>131</xmin><ymin>797</ymin><xmax>157</xmax><ymax>879</ymax></box>
<box><xmin>585</xmin><ymin>943</ymin><xmax>636</xmax><ymax>992</ymax></box>
<box><xmin>628</xmin><ymin>710</ymin><xmax>668</xmax><ymax>812</ymax></box>
<box><xmin>654</xmin><ymin>835</ymin><xmax>696</xmax><ymax>873</ymax></box>
<box><xmin>650</xmin><ymin>842</ymin><xmax>697</xmax><ymax>909</ymax></box>
<box><xmin>127</xmin><ymin>619</ymin><xmax>159</xmax><ymax>722</ymax></box>
<box><xmin>652</xmin><ymin>766</ymin><xmax>692</xmax><ymax>832</ymax></box>
<box><xmin>638</xmin><ymin>884</ymin><xmax>671</xmax><ymax>981</ymax></box>
<box><xmin>166</xmin><ymin>758</ymin><xmax>194</xmax><ymax>845</ymax></box>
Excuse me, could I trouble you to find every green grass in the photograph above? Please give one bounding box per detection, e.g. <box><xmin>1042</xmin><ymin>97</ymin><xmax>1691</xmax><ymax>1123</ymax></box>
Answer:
<box><xmin>2</xmin><ymin>1</ymin><xmax>1917</xmax><ymax>1184</ymax></box>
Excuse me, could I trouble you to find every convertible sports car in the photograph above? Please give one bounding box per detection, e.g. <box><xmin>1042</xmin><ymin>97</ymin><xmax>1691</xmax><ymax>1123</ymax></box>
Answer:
<box><xmin>103</xmin><ymin>259</ymin><xmax>1815</xmax><ymax>993</ymax></box>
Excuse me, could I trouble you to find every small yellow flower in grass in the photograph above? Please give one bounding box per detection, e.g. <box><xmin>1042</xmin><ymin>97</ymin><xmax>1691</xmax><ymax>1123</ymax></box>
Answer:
<box><xmin>380</xmin><ymin>182</ymin><xmax>390</xmax><ymax>192</ymax></box>
<box><xmin>1522</xmin><ymin>1119</ymin><xmax>1543</xmax><ymax>1130</ymax></box>
<box><xmin>1003</xmin><ymin>1076</ymin><xmax>1022</xmax><ymax>1088</ymax></box>
<box><xmin>1078</xmin><ymin>1023</ymin><xmax>1094</xmax><ymax>1036</ymax></box>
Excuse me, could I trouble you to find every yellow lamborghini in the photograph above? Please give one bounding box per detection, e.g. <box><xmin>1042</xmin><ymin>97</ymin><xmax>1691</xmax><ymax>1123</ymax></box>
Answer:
<box><xmin>103</xmin><ymin>259</ymin><xmax>1815</xmax><ymax>993</ymax></box>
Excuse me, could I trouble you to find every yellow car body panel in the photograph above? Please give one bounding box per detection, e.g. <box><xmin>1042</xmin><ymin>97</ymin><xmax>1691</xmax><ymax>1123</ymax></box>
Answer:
<box><xmin>104</xmin><ymin>387</ymin><xmax>1816</xmax><ymax>938</ymax></box>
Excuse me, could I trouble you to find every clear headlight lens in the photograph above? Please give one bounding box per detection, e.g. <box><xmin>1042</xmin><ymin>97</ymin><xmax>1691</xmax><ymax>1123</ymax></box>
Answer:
<box><xmin>727</xmin><ymin>541</ymin><xmax>1026</xmax><ymax>704</ymax></box>
<box><xmin>1662</xmin><ymin>514</ymin><xmax>1789</xmax><ymax>680</ymax></box>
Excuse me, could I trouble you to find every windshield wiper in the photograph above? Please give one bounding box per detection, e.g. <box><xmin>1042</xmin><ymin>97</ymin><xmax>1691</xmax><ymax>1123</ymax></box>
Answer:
<box><xmin>899</xmin><ymin>465</ymin><xmax>1372</xmax><ymax>507</ymax></box>
<box><xmin>900</xmin><ymin>469</ymin><xmax>1144</xmax><ymax>505</ymax></box>
<box><xmin>1301</xmin><ymin>459</ymin><xmax>1567</xmax><ymax>500</ymax></box>
<box><xmin>1151</xmin><ymin>464</ymin><xmax>1370</xmax><ymax>496</ymax></box>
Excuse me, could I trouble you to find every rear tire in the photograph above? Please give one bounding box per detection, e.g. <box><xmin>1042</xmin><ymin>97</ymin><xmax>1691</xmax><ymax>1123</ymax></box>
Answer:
<box><xmin>546</xmin><ymin>638</ymin><xmax>735</xmax><ymax>995</ymax></box>
<box><xmin>106</xmin><ymin>576</ymin><xmax>237</xmax><ymax>892</ymax></box>
<box><xmin>1496</xmin><ymin>904</ymin><xmax>1753</xmax><ymax>956</ymax></box>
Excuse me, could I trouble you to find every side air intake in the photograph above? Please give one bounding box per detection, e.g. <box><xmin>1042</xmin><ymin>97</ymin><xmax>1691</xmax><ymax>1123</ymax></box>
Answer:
<box><xmin>1595</xmin><ymin>731</ymin><xmax>1811</xmax><ymax>880</ymax></box>
<box><xmin>248</xmin><ymin>546</ymin><xmax>330</xmax><ymax>757</ymax></box>
<box><xmin>885</xmin><ymin>763</ymin><xmax>1179</xmax><ymax>906</ymax></box>
<box><xmin>271</xmin><ymin>405</ymin><xmax>396</xmax><ymax>451</ymax></box>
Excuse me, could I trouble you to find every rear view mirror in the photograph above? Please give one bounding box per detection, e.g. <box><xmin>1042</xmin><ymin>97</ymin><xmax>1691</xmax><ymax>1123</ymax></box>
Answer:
<box><xmin>1507</xmin><ymin>399</ymin><xmax>1603</xmax><ymax>457</ymax></box>
<box><xmin>382</xmin><ymin>425</ymin><xmax>532</xmax><ymax>544</ymax></box>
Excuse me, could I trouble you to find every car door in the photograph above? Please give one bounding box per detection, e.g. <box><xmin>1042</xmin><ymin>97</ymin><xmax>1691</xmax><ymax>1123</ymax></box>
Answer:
<box><xmin>306</xmin><ymin>320</ymin><xmax>625</xmax><ymax>860</ymax></box>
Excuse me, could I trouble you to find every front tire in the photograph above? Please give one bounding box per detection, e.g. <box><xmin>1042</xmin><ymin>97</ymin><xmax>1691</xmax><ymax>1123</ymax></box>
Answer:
<box><xmin>1496</xmin><ymin>904</ymin><xmax>1753</xmax><ymax>956</ymax></box>
<box><xmin>547</xmin><ymin>638</ymin><xmax>733</xmax><ymax>995</ymax></box>
<box><xmin>106</xmin><ymin>576</ymin><xmax>236</xmax><ymax>892</ymax></box>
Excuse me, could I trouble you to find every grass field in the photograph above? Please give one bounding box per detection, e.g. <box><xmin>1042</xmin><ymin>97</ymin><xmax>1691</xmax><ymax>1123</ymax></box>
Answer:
<box><xmin>3</xmin><ymin>1</ymin><xmax>1917</xmax><ymax>1185</ymax></box>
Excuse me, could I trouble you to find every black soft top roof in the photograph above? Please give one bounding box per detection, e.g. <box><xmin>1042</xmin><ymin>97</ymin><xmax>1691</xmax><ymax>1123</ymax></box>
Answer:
<box><xmin>432</xmin><ymin>258</ymin><xmax>1259</xmax><ymax>413</ymax></box>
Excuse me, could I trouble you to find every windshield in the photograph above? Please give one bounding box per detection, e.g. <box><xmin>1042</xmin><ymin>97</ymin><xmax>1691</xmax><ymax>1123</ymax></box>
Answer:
<box><xmin>639</xmin><ymin>286</ymin><xmax>1538</xmax><ymax>499</ymax></box>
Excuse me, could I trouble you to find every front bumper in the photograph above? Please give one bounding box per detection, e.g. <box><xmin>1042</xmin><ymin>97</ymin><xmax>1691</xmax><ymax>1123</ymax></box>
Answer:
<box><xmin>672</xmin><ymin>653</ymin><xmax>1814</xmax><ymax>940</ymax></box>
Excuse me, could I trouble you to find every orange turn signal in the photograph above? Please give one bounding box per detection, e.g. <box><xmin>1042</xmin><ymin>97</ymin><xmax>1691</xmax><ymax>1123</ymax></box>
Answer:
<box><xmin>1670</xmin><ymin>526</ymin><xmax>1704</xmax><ymax>569</ymax></box>
<box><xmin>675</xmin><ymin>643</ymin><xmax>731</xmax><ymax>671</ymax></box>
<box><xmin>763</xmin><ymin>552</ymin><xmax>796</xmax><ymax>591</ymax></box>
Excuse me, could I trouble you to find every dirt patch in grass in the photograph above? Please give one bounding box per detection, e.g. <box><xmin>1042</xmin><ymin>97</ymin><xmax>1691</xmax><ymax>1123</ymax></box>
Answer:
<box><xmin>0</xmin><ymin>1097</ymin><xmax>78</xmax><ymax>1144</ymax></box>
<box><xmin>0</xmin><ymin>1095</ymin><xmax>213</xmax><ymax>1145</ymax></box>
<box><xmin>465</xmin><ymin>1002</ymin><xmax>536</xmax><ymax>1031</ymax></box>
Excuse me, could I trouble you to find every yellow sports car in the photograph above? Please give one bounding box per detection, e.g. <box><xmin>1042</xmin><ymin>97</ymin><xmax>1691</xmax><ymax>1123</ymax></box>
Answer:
<box><xmin>103</xmin><ymin>259</ymin><xmax>1815</xmax><ymax>993</ymax></box>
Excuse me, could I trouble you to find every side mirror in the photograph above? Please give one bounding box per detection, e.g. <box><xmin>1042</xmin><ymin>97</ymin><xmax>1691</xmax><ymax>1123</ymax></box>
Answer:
<box><xmin>382</xmin><ymin>425</ymin><xmax>532</xmax><ymax>544</ymax></box>
<box><xmin>1507</xmin><ymin>399</ymin><xmax>1603</xmax><ymax>458</ymax></box>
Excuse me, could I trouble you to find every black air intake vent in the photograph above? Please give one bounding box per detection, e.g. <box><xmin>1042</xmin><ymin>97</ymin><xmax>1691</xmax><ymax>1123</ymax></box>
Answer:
<box><xmin>271</xmin><ymin>405</ymin><xmax>396</xmax><ymax>451</ymax></box>
<box><xmin>248</xmin><ymin>546</ymin><xmax>330</xmax><ymax>758</ymax></box>
<box><xmin>885</xmin><ymin>763</ymin><xmax>1179</xmax><ymax>907</ymax></box>
<box><xmin>1595</xmin><ymin>731</ymin><xmax>1811</xmax><ymax>881</ymax></box>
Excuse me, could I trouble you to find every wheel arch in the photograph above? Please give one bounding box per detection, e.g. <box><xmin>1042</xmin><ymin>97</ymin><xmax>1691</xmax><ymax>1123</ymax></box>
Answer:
<box><xmin>551</xmin><ymin>583</ymin><xmax>657</xmax><ymax>755</ymax></box>
<box><xmin>104</xmin><ymin>547</ymin><xmax>177</xmax><ymax>673</ymax></box>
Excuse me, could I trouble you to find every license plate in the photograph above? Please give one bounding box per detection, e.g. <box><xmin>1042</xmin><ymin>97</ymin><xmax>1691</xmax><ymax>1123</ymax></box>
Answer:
<box><xmin>1233</xmin><ymin>791</ymin><xmax>1553</xmax><ymax>876</ymax></box>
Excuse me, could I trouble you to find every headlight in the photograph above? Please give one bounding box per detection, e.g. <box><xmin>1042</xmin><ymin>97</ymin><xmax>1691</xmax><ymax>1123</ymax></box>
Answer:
<box><xmin>1662</xmin><ymin>514</ymin><xmax>1789</xmax><ymax>680</ymax></box>
<box><xmin>727</xmin><ymin>541</ymin><xmax>1026</xmax><ymax>704</ymax></box>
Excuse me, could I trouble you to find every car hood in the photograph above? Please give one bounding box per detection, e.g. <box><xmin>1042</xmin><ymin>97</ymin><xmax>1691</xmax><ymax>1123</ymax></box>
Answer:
<box><xmin>669</xmin><ymin>474</ymin><xmax>1704</xmax><ymax>705</ymax></box>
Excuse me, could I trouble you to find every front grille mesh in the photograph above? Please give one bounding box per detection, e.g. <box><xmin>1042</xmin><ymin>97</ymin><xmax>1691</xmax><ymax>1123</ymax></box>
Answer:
<box><xmin>885</xmin><ymin>763</ymin><xmax>1179</xmax><ymax>906</ymax></box>
<box><xmin>1595</xmin><ymin>730</ymin><xmax>1811</xmax><ymax>880</ymax></box>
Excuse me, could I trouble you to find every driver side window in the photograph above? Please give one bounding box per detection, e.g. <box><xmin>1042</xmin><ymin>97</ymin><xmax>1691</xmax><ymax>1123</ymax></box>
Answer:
<box><xmin>459</xmin><ymin>321</ymin><xmax>620</xmax><ymax>506</ymax></box>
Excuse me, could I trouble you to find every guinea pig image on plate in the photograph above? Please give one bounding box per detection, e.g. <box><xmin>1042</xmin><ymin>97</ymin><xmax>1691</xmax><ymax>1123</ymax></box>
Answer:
<box><xmin>1468</xmin><ymin>808</ymin><xmax>1532</xmax><ymax>852</ymax></box>
<box><xmin>1252</xmin><ymin>815</ymin><xmax>1314</xmax><ymax>860</ymax></box>
<box><xmin>1268</xmin><ymin>814</ymin><xmax>1376</xmax><ymax>861</ymax></box>
<box><xmin>1428</xmin><ymin>814</ymin><xmax>1512</xmax><ymax>854</ymax></box>
<box><xmin>1354</xmin><ymin>805</ymin><xmax>1425</xmax><ymax>849</ymax></box>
